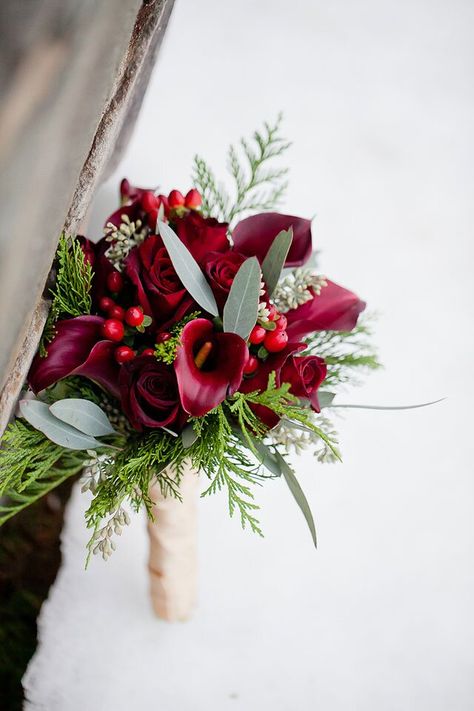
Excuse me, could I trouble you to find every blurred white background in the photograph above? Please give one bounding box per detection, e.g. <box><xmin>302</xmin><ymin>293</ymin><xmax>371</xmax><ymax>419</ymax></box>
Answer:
<box><xmin>24</xmin><ymin>0</ymin><xmax>474</xmax><ymax>709</ymax></box>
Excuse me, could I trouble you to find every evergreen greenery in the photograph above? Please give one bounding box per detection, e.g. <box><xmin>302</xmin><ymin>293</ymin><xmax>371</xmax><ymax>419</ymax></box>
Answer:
<box><xmin>0</xmin><ymin>421</ymin><xmax>85</xmax><ymax>526</ymax></box>
<box><xmin>192</xmin><ymin>114</ymin><xmax>290</xmax><ymax>225</ymax></box>
<box><xmin>39</xmin><ymin>234</ymin><xmax>93</xmax><ymax>356</ymax></box>
<box><xmin>304</xmin><ymin>315</ymin><xmax>381</xmax><ymax>388</ymax></box>
<box><xmin>154</xmin><ymin>311</ymin><xmax>201</xmax><ymax>364</ymax></box>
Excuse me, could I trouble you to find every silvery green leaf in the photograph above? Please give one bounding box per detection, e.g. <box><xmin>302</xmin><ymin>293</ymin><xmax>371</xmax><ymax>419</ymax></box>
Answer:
<box><xmin>281</xmin><ymin>418</ymin><xmax>315</xmax><ymax>434</ymax></box>
<box><xmin>250</xmin><ymin>439</ymin><xmax>281</xmax><ymax>476</ymax></box>
<box><xmin>261</xmin><ymin>228</ymin><xmax>293</xmax><ymax>296</ymax></box>
<box><xmin>318</xmin><ymin>391</ymin><xmax>336</xmax><ymax>409</ymax></box>
<box><xmin>160</xmin><ymin>426</ymin><xmax>178</xmax><ymax>437</ymax></box>
<box><xmin>20</xmin><ymin>400</ymin><xmax>104</xmax><ymax>450</ymax></box>
<box><xmin>50</xmin><ymin>398</ymin><xmax>116</xmax><ymax>436</ymax></box>
<box><xmin>158</xmin><ymin>221</ymin><xmax>218</xmax><ymax>316</ymax></box>
<box><xmin>330</xmin><ymin>398</ymin><xmax>445</xmax><ymax>410</ymax></box>
<box><xmin>233</xmin><ymin>427</ymin><xmax>282</xmax><ymax>476</ymax></box>
<box><xmin>223</xmin><ymin>257</ymin><xmax>261</xmax><ymax>339</ymax></box>
<box><xmin>182</xmin><ymin>424</ymin><xmax>199</xmax><ymax>449</ymax></box>
<box><xmin>275</xmin><ymin>450</ymin><xmax>317</xmax><ymax>547</ymax></box>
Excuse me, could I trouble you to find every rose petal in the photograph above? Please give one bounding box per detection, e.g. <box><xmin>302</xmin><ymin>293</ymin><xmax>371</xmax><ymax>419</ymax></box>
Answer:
<box><xmin>238</xmin><ymin>343</ymin><xmax>305</xmax><ymax>428</ymax></box>
<box><xmin>174</xmin><ymin>211</ymin><xmax>230</xmax><ymax>264</ymax></box>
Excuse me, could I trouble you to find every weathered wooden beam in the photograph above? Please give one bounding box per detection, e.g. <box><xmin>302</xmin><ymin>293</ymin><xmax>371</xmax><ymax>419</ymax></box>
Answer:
<box><xmin>0</xmin><ymin>0</ymin><xmax>174</xmax><ymax>436</ymax></box>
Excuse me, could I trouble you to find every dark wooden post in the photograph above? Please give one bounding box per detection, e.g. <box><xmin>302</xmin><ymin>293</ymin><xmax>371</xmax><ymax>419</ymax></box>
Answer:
<box><xmin>0</xmin><ymin>0</ymin><xmax>175</xmax><ymax>436</ymax></box>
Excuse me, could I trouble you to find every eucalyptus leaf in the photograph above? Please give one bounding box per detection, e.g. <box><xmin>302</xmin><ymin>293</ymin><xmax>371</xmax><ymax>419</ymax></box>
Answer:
<box><xmin>318</xmin><ymin>391</ymin><xmax>336</xmax><ymax>409</ymax></box>
<box><xmin>50</xmin><ymin>398</ymin><xmax>116</xmax><ymax>436</ymax></box>
<box><xmin>223</xmin><ymin>257</ymin><xmax>261</xmax><ymax>339</ymax></box>
<box><xmin>158</xmin><ymin>221</ymin><xmax>218</xmax><ymax>316</ymax></box>
<box><xmin>261</xmin><ymin>228</ymin><xmax>293</xmax><ymax>296</ymax></box>
<box><xmin>329</xmin><ymin>398</ymin><xmax>445</xmax><ymax>411</ymax></box>
<box><xmin>233</xmin><ymin>427</ymin><xmax>282</xmax><ymax>476</ymax></box>
<box><xmin>182</xmin><ymin>424</ymin><xmax>199</xmax><ymax>449</ymax></box>
<box><xmin>20</xmin><ymin>400</ymin><xmax>105</xmax><ymax>450</ymax></box>
<box><xmin>275</xmin><ymin>450</ymin><xmax>317</xmax><ymax>547</ymax></box>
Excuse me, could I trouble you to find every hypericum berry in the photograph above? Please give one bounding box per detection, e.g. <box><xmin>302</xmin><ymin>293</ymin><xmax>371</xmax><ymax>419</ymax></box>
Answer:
<box><xmin>125</xmin><ymin>306</ymin><xmax>144</xmax><ymax>327</ymax></box>
<box><xmin>141</xmin><ymin>190</ymin><xmax>159</xmax><ymax>213</ymax></box>
<box><xmin>114</xmin><ymin>345</ymin><xmax>135</xmax><ymax>364</ymax></box>
<box><xmin>155</xmin><ymin>331</ymin><xmax>171</xmax><ymax>344</ymax></box>
<box><xmin>264</xmin><ymin>329</ymin><xmax>288</xmax><ymax>353</ymax></box>
<box><xmin>107</xmin><ymin>271</ymin><xmax>124</xmax><ymax>293</ymax></box>
<box><xmin>142</xmin><ymin>348</ymin><xmax>155</xmax><ymax>357</ymax></box>
<box><xmin>99</xmin><ymin>296</ymin><xmax>114</xmax><ymax>313</ymax></box>
<box><xmin>243</xmin><ymin>355</ymin><xmax>258</xmax><ymax>375</ymax></box>
<box><xmin>185</xmin><ymin>188</ymin><xmax>202</xmax><ymax>209</ymax></box>
<box><xmin>267</xmin><ymin>304</ymin><xmax>278</xmax><ymax>321</ymax></box>
<box><xmin>108</xmin><ymin>304</ymin><xmax>125</xmax><ymax>321</ymax></box>
<box><xmin>249</xmin><ymin>325</ymin><xmax>266</xmax><ymax>345</ymax></box>
<box><xmin>275</xmin><ymin>313</ymin><xmax>287</xmax><ymax>330</ymax></box>
<box><xmin>102</xmin><ymin>318</ymin><xmax>125</xmax><ymax>342</ymax></box>
<box><xmin>168</xmin><ymin>190</ymin><xmax>185</xmax><ymax>208</ymax></box>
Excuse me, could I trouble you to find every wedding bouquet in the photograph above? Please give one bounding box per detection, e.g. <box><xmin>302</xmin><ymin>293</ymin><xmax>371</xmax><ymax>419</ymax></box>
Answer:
<box><xmin>0</xmin><ymin>118</ymin><xmax>380</xmax><ymax>558</ymax></box>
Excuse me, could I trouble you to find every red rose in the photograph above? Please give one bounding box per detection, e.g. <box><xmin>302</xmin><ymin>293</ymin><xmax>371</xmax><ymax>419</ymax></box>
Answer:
<box><xmin>280</xmin><ymin>355</ymin><xmax>327</xmax><ymax>412</ymax></box>
<box><xmin>125</xmin><ymin>235</ymin><xmax>195</xmax><ymax>328</ymax></box>
<box><xmin>238</xmin><ymin>343</ymin><xmax>305</xmax><ymax>428</ymax></box>
<box><xmin>203</xmin><ymin>251</ymin><xmax>246</xmax><ymax>309</ymax></box>
<box><xmin>119</xmin><ymin>356</ymin><xmax>186</xmax><ymax>432</ymax></box>
<box><xmin>174</xmin><ymin>318</ymin><xmax>248</xmax><ymax>417</ymax></box>
<box><xmin>285</xmin><ymin>280</ymin><xmax>366</xmax><ymax>341</ymax></box>
<box><xmin>28</xmin><ymin>316</ymin><xmax>120</xmax><ymax>398</ymax></box>
<box><xmin>174</xmin><ymin>211</ymin><xmax>230</xmax><ymax>264</ymax></box>
<box><xmin>232</xmin><ymin>212</ymin><xmax>312</xmax><ymax>267</ymax></box>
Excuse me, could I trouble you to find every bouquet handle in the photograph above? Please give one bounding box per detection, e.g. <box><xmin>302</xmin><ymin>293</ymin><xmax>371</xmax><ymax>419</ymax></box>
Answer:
<box><xmin>147</xmin><ymin>462</ymin><xmax>199</xmax><ymax>621</ymax></box>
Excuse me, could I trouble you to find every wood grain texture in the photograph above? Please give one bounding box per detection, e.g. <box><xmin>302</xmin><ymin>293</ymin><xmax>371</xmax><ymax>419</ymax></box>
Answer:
<box><xmin>0</xmin><ymin>0</ymin><xmax>174</xmax><ymax>436</ymax></box>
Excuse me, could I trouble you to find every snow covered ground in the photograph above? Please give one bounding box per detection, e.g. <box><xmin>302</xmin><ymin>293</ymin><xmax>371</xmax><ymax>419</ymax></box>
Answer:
<box><xmin>24</xmin><ymin>0</ymin><xmax>474</xmax><ymax>709</ymax></box>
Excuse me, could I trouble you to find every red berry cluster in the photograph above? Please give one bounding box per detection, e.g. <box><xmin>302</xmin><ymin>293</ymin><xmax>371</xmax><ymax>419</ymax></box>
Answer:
<box><xmin>244</xmin><ymin>306</ymin><xmax>288</xmax><ymax>376</ymax></box>
<box><xmin>139</xmin><ymin>188</ymin><xmax>202</xmax><ymax>228</ymax></box>
<box><xmin>99</xmin><ymin>272</ymin><xmax>150</xmax><ymax>364</ymax></box>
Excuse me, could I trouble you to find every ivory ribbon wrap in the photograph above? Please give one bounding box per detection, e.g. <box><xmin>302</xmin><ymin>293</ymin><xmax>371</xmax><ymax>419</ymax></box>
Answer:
<box><xmin>147</xmin><ymin>461</ymin><xmax>199</xmax><ymax>621</ymax></box>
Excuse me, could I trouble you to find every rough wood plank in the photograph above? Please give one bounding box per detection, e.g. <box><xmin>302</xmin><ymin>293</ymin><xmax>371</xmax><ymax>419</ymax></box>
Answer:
<box><xmin>0</xmin><ymin>0</ymin><xmax>174</xmax><ymax>436</ymax></box>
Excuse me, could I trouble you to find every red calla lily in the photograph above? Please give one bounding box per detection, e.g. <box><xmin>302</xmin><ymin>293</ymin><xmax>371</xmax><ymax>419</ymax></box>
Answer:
<box><xmin>285</xmin><ymin>280</ymin><xmax>366</xmax><ymax>341</ymax></box>
<box><xmin>28</xmin><ymin>316</ymin><xmax>120</xmax><ymax>398</ymax></box>
<box><xmin>232</xmin><ymin>212</ymin><xmax>312</xmax><ymax>267</ymax></box>
<box><xmin>174</xmin><ymin>319</ymin><xmax>248</xmax><ymax>417</ymax></box>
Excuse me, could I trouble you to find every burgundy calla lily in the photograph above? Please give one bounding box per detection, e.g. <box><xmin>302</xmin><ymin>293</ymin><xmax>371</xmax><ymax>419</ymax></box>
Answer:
<box><xmin>238</xmin><ymin>343</ymin><xmax>305</xmax><ymax>428</ymax></box>
<box><xmin>174</xmin><ymin>319</ymin><xmax>248</xmax><ymax>417</ymax></box>
<box><xmin>28</xmin><ymin>316</ymin><xmax>120</xmax><ymax>398</ymax></box>
<box><xmin>285</xmin><ymin>280</ymin><xmax>366</xmax><ymax>341</ymax></box>
<box><xmin>232</xmin><ymin>212</ymin><xmax>313</xmax><ymax>267</ymax></box>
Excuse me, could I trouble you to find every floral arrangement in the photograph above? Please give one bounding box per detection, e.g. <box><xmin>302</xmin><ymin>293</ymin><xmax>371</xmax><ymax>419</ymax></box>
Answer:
<box><xmin>0</xmin><ymin>118</ymin><xmax>380</xmax><ymax>558</ymax></box>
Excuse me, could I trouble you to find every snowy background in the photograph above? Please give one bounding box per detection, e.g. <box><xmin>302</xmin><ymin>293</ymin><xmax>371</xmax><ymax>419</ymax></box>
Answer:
<box><xmin>24</xmin><ymin>0</ymin><xmax>474</xmax><ymax>709</ymax></box>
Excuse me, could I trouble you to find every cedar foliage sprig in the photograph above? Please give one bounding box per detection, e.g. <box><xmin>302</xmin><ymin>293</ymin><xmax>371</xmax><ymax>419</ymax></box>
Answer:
<box><xmin>304</xmin><ymin>315</ymin><xmax>381</xmax><ymax>388</ymax></box>
<box><xmin>83</xmin><ymin>373</ymin><xmax>337</xmax><ymax>550</ymax></box>
<box><xmin>154</xmin><ymin>311</ymin><xmax>201</xmax><ymax>364</ymax></box>
<box><xmin>40</xmin><ymin>235</ymin><xmax>93</xmax><ymax>356</ymax></box>
<box><xmin>0</xmin><ymin>421</ymin><xmax>85</xmax><ymax>526</ymax></box>
<box><xmin>192</xmin><ymin>114</ymin><xmax>290</xmax><ymax>225</ymax></box>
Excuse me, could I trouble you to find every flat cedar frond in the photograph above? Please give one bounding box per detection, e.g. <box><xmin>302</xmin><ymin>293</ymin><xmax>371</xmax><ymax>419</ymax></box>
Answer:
<box><xmin>39</xmin><ymin>234</ymin><xmax>93</xmax><ymax>355</ymax></box>
<box><xmin>305</xmin><ymin>314</ymin><xmax>382</xmax><ymax>388</ymax></box>
<box><xmin>0</xmin><ymin>420</ymin><xmax>85</xmax><ymax>526</ymax></box>
<box><xmin>192</xmin><ymin>114</ymin><xmax>290</xmax><ymax>225</ymax></box>
<box><xmin>50</xmin><ymin>234</ymin><xmax>93</xmax><ymax>319</ymax></box>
